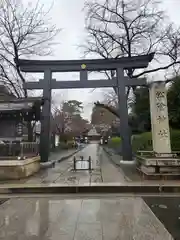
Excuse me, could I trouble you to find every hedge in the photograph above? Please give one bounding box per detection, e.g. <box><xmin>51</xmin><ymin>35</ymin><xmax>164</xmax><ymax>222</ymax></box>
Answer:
<box><xmin>59</xmin><ymin>140</ymin><xmax>75</xmax><ymax>149</ymax></box>
<box><xmin>132</xmin><ymin>129</ymin><xmax>180</xmax><ymax>152</ymax></box>
<box><xmin>50</xmin><ymin>140</ymin><xmax>76</xmax><ymax>151</ymax></box>
<box><xmin>132</xmin><ymin>132</ymin><xmax>152</xmax><ymax>152</ymax></box>
<box><xmin>108</xmin><ymin>137</ymin><xmax>121</xmax><ymax>149</ymax></box>
<box><xmin>107</xmin><ymin>130</ymin><xmax>180</xmax><ymax>153</ymax></box>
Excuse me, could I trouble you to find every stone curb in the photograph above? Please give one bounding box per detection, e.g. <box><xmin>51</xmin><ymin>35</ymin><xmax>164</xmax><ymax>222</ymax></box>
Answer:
<box><xmin>103</xmin><ymin>146</ymin><xmax>122</xmax><ymax>167</ymax></box>
<box><xmin>0</xmin><ymin>183</ymin><xmax>180</xmax><ymax>195</ymax></box>
<box><xmin>40</xmin><ymin>146</ymin><xmax>86</xmax><ymax>169</ymax></box>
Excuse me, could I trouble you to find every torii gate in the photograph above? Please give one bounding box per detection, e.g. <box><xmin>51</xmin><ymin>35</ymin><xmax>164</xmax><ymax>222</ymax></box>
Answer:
<box><xmin>17</xmin><ymin>53</ymin><xmax>154</xmax><ymax>162</ymax></box>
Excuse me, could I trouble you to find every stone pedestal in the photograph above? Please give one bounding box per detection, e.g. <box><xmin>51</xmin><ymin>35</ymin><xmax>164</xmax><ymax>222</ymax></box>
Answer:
<box><xmin>149</xmin><ymin>81</ymin><xmax>171</xmax><ymax>155</ymax></box>
<box><xmin>0</xmin><ymin>156</ymin><xmax>40</xmax><ymax>180</ymax></box>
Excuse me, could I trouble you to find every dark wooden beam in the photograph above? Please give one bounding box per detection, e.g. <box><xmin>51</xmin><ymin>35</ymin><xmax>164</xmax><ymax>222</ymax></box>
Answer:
<box><xmin>23</xmin><ymin>78</ymin><xmax>147</xmax><ymax>90</ymax></box>
<box><xmin>17</xmin><ymin>53</ymin><xmax>154</xmax><ymax>73</ymax></box>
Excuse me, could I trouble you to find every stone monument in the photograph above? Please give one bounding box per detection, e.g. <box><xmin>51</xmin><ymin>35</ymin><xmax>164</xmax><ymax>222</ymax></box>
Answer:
<box><xmin>135</xmin><ymin>81</ymin><xmax>180</xmax><ymax>179</ymax></box>
<box><xmin>149</xmin><ymin>81</ymin><xmax>171</xmax><ymax>155</ymax></box>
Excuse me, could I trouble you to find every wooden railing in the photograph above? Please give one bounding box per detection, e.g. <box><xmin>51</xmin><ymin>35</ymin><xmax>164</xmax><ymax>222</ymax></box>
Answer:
<box><xmin>0</xmin><ymin>142</ymin><xmax>39</xmax><ymax>157</ymax></box>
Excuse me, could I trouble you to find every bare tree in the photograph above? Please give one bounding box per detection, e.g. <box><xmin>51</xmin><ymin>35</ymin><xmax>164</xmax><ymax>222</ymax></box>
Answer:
<box><xmin>0</xmin><ymin>0</ymin><xmax>60</xmax><ymax>140</ymax></box>
<box><xmin>51</xmin><ymin>109</ymin><xmax>67</xmax><ymax>136</ymax></box>
<box><xmin>96</xmin><ymin>87</ymin><xmax>134</xmax><ymax>117</ymax></box>
<box><xmin>103</xmin><ymin>90</ymin><xmax>118</xmax><ymax>107</ymax></box>
<box><xmin>0</xmin><ymin>0</ymin><xmax>60</xmax><ymax>97</ymax></box>
<box><xmin>51</xmin><ymin>97</ymin><xmax>92</xmax><ymax>140</ymax></box>
<box><xmin>83</xmin><ymin>0</ymin><xmax>180</xmax><ymax>114</ymax></box>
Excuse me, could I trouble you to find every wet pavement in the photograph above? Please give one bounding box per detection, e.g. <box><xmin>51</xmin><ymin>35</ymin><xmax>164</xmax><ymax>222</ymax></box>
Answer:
<box><xmin>99</xmin><ymin>146</ymin><xmax>127</xmax><ymax>183</ymax></box>
<box><xmin>0</xmin><ymin>196</ymin><xmax>174</xmax><ymax>240</ymax></box>
<box><xmin>144</xmin><ymin>197</ymin><xmax>180</xmax><ymax>240</ymax></box>
<box><xmin>0</xmin><ymin>144</ymin><xmax>179</xmax><ymax>239</ymax></box>
<box><xmin>0</xmin><ymin>144</ymin><xmax>127</xmax><ymax>185</ymax></box>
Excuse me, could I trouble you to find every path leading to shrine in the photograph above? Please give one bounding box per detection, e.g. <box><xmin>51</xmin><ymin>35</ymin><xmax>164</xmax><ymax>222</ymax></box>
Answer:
<box><xmin>24</xmin><ymin>143</ymin><xmax>127</xmax><ymax>185</ymax></box>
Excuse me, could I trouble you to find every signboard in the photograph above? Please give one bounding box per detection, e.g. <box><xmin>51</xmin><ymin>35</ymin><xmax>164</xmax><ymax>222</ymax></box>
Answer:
<box><xmin>0</xmin><ymin>102</ymin><xmax>33</xmax><ymax>111</ymax></box>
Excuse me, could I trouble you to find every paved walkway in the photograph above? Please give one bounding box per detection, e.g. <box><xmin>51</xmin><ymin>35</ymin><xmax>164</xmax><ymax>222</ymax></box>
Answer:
<box><xmin>31</xmin><ymin>143</ymin><xmax>103</xmax><ymax>185</ymax></box>
<box><xmin>99</xmin><ymin>146</ymin><xmax>127</xmax><ymax>183</ymax></box>
<box><xmin>29</xmin><ymin>144</ymin><xmax>127</xmax><ymax>185</ymax></box>
<box><xmin>0</xmin><ymin>144</ymin><xmax>128</xmax><ymax>185</ymax></box>
<box><xmin>0</xmin><ymin>148</ymin><xmax>80</xmax><ymax>185</ymax></box>
<box><xmin>0</xmin><ymin>196</ymin><xmax>173</xmax><ymax>239</ymax></box>
<box><xmin>49</xmin><ymin>149</ymin><xmax>79</xmax><ymax>162</ymax></box>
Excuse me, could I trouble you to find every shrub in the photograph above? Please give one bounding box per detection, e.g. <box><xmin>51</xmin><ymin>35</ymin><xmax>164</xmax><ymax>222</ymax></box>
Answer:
<box><xmin>170</xmin><ymin>129</ymin><xmax>180</xmax><ymax>151</ymax></box>
<box><xmin>57</xmin><ymin>140</ymin><xmax>75</xmax><ymax>150</ymax></box>
<box><xmin>108</xmin><ymin>136</ymin><xmax>121</xmax><ymax>149</ymax></box>
<box><xmin>132</xmin><ymin>132</ymin><xmax>152</xmax><ymax>152</ymax></box>
<box><xmin>132</xmin><ymin>129</ymin><xmax>180</xmax><ymax>153</ymax></box>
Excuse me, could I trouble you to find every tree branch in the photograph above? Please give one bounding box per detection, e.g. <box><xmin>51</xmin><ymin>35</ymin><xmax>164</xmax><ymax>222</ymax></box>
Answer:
<box><xmin>0</xmin><ymin>0</ymin><xmax>60</xmax><ymax>98</ymax></box>
<box><xmin>94</xmin><ymin>101</ymin><xmax>119</xmax><ymax>118</ymax></box>
<box><xmin>134</xmin><ymin>60</ymin><xmax>180</xmax><ymax>78</ymax></box>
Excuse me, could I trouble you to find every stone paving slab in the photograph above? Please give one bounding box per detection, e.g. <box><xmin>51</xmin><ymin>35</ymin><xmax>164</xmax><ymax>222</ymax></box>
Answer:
<box><xmin>41</xmin><ymin>147</ymin><xmax>84</xmax><ymax>168</ymax></box>
<box><xmin>100</xmin><ymin>149</ymin><xmax>127</xmax><ymax>183</ymax></box>
<box><xmin>0</xmin><ymin>197</ymin><xmax>173</xmax><ymax>239</ymax></box>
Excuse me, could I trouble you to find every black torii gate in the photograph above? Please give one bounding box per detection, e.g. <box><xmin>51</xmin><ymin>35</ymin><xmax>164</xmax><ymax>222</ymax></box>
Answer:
<box><xmin>17</xmin><ymin>53</ymin><xmax>154</xmax><ymax>162</ymax></box>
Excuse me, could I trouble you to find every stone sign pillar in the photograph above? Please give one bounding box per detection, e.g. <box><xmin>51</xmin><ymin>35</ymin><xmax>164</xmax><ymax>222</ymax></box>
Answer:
<box><xmin>149</xmin><ymin>81</ymin><xmax>171</xmax><ymax>154</ymax></box>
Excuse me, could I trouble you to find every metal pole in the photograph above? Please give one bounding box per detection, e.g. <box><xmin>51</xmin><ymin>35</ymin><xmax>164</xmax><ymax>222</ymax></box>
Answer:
<box><xmin>73</xmin><ymin>157</ymin><xmax>76</xmax><ymax>171</ymax></box>
<box><xmin>89</xmin><ymin>156</ymin><xmax>91</xmax><ymax>171</ymax></box>
<box><xmin>40</xmin><ymin>69</ymin><xmax>52</xmax><ymax>162</ymax></box>
<box><xmin>116</xmin><ymin>68</ymin><xmax>132</xmax><ymax>161</ymax></box>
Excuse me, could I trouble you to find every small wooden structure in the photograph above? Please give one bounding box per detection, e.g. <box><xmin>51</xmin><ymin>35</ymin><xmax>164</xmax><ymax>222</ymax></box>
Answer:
<box><xmin>0</xmin><ymin>97</ymin><xmax>43</xmax><ymax>143</ymax></box>
<box><xmin>0</xmin><ymin>97</ymin><xmax>43</xmax><ymax>180</ymax></box>
<box><xmin>0</xmin><ymin>97</ymin><xmax>43</xmax><ymax>157</ymax></box>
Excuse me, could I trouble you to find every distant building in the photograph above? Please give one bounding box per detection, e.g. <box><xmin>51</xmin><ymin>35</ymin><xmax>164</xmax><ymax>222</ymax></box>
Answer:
<box><xmin>0</xmin><ymin>85</ymin><xmax>21</xmax><ymax>142</ymax></box>
<box><xmin>87</xmin><ymin>126</ymin><xmax>101</xmax><ymax>140</ymax></box>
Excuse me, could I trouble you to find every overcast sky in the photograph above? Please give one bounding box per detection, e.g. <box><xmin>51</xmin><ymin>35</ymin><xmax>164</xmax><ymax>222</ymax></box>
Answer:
<box><xmin>30</xmin><ymin>0</ymin><xmax>180</xmax><ymax>120</ymax></box>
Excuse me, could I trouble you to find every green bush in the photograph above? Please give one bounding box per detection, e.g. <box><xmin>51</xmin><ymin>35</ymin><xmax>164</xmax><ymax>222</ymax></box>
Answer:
<box><xmin>57</xmin><ymin>140</ymin><xmax>75</xmax><ymax>150</ymax></box>
<box><xmin>108</xmin><ymin>137</ymin><xmax>121</xmax><ymax>148</ymax></box>
<box><xmin>170</xmin><ymin>129</ymin><xmax>180</xmax><ymax>151</ymax></box>
<box><xmin>132</xmin><ymin>132</ymin><xmax>152</xmax><ymax>152</ymax></box>
<box><xmin>132</xmin><ymin>129</ymin><xmax>180</xmax><ymax>152</ymax></box>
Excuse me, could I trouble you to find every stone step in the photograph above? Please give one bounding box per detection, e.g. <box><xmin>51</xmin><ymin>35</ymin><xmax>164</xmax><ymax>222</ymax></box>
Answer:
<box><xmin>0</xmin><ymin>183</ymin><xmax>180</xmax><ymax>195</ymax></box>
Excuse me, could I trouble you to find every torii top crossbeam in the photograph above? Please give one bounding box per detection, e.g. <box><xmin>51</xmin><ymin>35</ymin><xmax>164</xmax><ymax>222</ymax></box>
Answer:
<box><xmin>17</xmin><ymin>53</ymin><xmax>154</xmax><ymax>72</ymax></box>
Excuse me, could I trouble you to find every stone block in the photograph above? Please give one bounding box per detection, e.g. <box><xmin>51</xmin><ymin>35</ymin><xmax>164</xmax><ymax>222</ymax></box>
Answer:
<box><xmin>0</xmin><ymin>156</ymin><xmax>40</xmax><ymax>180</ymax></box>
